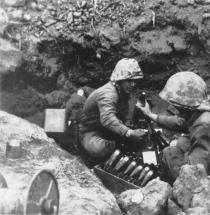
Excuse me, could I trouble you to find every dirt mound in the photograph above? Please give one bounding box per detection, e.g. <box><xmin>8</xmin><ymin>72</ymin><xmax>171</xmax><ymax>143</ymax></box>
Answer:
<box><xmin>1</xmin><ymin>0</ymin><xmax>210</xmax><ymax>122</ymax></box>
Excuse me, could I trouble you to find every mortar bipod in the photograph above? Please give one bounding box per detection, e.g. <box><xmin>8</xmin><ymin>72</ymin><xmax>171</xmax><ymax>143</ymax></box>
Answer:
<box><xmin>0</xmin><ymin>169</ymin><xmax>59</xmax><ymax>215</ymax></box>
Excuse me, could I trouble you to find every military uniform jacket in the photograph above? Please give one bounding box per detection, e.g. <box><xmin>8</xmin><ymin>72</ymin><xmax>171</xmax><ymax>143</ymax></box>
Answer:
<box><xmin>80</xmin><ymin>82</ymin><xmax>130</xmax><ymax>138</ymax></box>
<box><xmin>157</xmin><ymin>111</ymin><xmax>210</xmax><ymax>174</ymax></box>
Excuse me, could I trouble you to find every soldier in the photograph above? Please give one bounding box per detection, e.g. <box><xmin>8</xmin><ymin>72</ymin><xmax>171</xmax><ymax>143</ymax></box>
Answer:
<box><xmin>78</xmin><ymin>58</ymin><xmax>147</xmax><ymax>164</ymax></box>
<box><xmin>136</xmin><ymin>71</ymin><xmax>210</xmax><ymax>183</ymax></box>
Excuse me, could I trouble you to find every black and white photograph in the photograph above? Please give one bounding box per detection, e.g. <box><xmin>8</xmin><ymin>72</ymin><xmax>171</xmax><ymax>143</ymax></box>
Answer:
<box><xmin>0</xmin><ymin>0</ymin><xmax>210</xmax><ymax>214</ymax></box>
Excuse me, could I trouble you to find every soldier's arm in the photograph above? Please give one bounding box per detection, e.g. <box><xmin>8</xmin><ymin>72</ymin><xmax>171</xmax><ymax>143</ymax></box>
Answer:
<box><xmin>136</xmin><ymin>100</ymin><xmax>188</xmax><ymax>133</ymax></box>
<box><xmin>187</xmin><ymin>124</ymin><xmax>210</xmax><ymax>174</ymax></box>
<box><xmin>97</xmin><ymin>91</ymin><xmax>129</xmax><ymax>137</ymax></box>
<box><xmin>156</xmin><ymin>114</ymin><xmax>188</xmax><ymax>133</ymax></box>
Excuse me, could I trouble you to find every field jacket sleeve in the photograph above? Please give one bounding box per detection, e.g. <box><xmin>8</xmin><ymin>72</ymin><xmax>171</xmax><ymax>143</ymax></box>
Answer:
<box><xmin>188</xmin><ymin>123</ymin><xmax>210</xmax><ymax>174</ymax></box>
<box><xmin>97</xmin><ymin>90</ymin><xmax>129</xmax><ymax>136</ymax></box>
<box><xmin>157</xmin><ymin>114</ymin><xmax>189</xmax><ymax>133</ymax></box>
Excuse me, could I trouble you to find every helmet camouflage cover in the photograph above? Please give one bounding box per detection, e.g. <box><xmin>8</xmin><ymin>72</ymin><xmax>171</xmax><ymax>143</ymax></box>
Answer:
<box><xmin>159</xmin><ymin>71</ymin><xmax>210</xmax><ymax>111</ymax></box>
<box><xmin>110</xmin><ymin>58</ymin><xmax>143</xmax><ymax>82</ymax></box>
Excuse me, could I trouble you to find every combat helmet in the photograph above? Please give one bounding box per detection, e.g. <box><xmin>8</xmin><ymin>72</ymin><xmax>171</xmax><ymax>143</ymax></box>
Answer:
<box><xmin>159</xmin><ymin>71</ymin><xmax>210</xmax><ymax>111</ymax></box>
<box><xmin>110</xmin><ymin>58</ymin><xmax>143</xmax><ymax>82</ymax></box>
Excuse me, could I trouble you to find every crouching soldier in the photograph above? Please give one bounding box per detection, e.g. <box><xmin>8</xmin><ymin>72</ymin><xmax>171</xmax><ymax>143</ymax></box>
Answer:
<box><xmin>136</xmin><ymin>71</ymin><xmax>210</xmax><ymax>183</ymax></box>
<box><xmin>78</xmin><ymin>58</ymin><xmax>148</xmax><ymax>165</ymax></box>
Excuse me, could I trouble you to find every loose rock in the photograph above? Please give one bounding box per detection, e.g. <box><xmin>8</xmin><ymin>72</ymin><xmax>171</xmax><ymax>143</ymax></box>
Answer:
<box><xmin>117</xmin><ymin>178</ymin><xmax>172</xmax><ymax>215</ymax></box>
<box><xmin>173</xmin><ymin>164</ymin><xmax>210</xmax><ymax>213</ymax></box>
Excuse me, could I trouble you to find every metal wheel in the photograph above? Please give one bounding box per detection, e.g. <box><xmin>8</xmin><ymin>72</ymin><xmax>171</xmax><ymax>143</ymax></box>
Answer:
<box><xmin>24</xmin><ymin>169</ymin><xmax>59</xmax><ymax>215</ymax></box>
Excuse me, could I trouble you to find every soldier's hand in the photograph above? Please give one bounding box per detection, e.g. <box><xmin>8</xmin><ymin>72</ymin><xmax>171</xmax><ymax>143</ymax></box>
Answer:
<box><xmin>136</xmin><ymin>100</ymin><xmax>158</xmax><ymax>122</ymax></box>
<box><xmin>170</xmin><ymin>139</ymin><xmax>178</xmax><ymax>147</ymax></box>
<box><xmin>136</xmin><ymin>100</ymin><xmax>151</xmax><ymax>117</ymax></box>
<box><xmin>126</xmin><ymin>129</ymin><xmax>148</xmax><ymax>141</ymax></box>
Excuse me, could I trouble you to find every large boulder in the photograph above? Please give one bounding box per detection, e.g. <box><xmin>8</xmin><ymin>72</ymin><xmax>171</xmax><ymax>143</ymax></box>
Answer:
<box><xmin>0</xmin><ymin>110</ymin><xmax>122</xmax><ymax>215</ymax></box>
<box><xmin>117</xmin><ymin>178</ymin><xmax>172</xmax><ymax>215</ymax></box>
<box><xmin>0</xmin><ymin>110</ymin><xmax>50</xmax><ymax>145</ymax></box>
<box><xmin>173</xmin><ymin>164</ymin><xmax>210</xmax><ymax>213</ymax></box>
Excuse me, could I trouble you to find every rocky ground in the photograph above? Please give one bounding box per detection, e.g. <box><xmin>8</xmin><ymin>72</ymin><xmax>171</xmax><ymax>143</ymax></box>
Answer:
<box><xmin>1</xmin><ymin>110</ymin><xmax>210</xmax><ymax>215</ymax></box>
<box><xmin>0</xmin><ymin>110</ymin><xmax>122</xmax><ymax>215</ymax></box>
<box><xmin>1</xmin><ymin>0</ymin><xmax>210</xmax><ymax>121</ymax></box>
<box><xmin>1</xmin><ymin>0</ymin><xmax>210</xmax><ymax>214</ymax></box>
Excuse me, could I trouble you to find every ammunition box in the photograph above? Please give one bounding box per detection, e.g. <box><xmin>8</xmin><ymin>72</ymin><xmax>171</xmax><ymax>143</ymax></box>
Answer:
<box><xmin>44</xmin><ymin>109</ymin><xmax>66</xmax><ymax>134</ymax></box>
<box><xmin>97</xmin><ymin>146</ymin><xmax>161</xmax><ymax>191</ymax></box>
<box><xmin>94</xmin><ymin>165</ymin><xmax>139</xmax><ymax>194</ymax></box>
